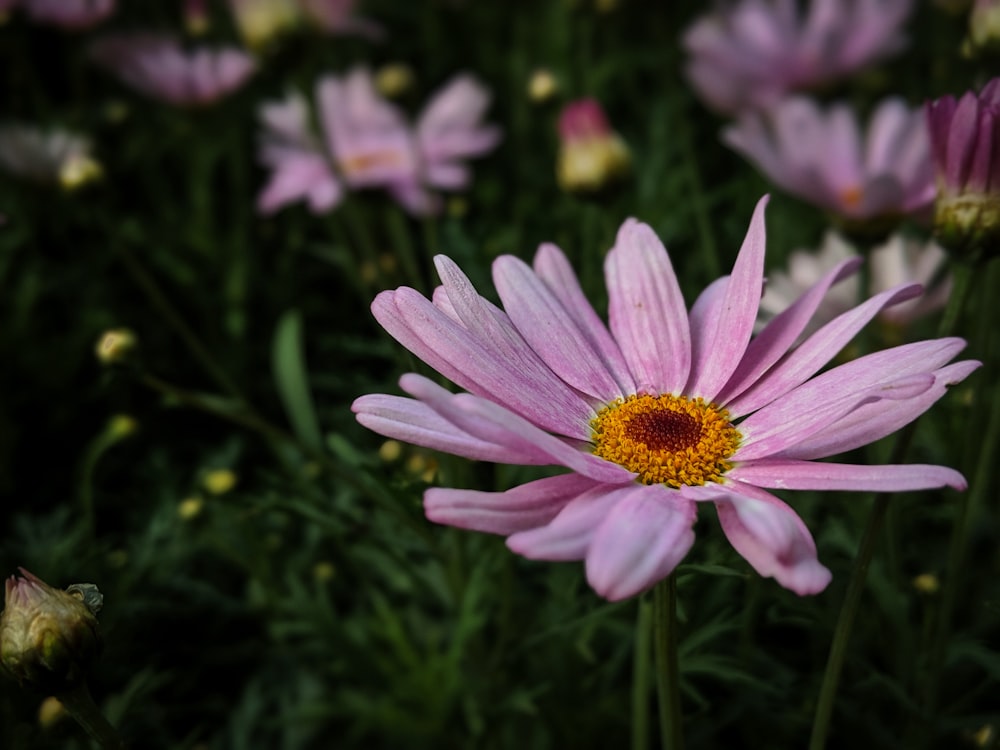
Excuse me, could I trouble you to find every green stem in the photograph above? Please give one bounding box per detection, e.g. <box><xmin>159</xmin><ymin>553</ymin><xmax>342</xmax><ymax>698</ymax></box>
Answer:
<box><xmin>653</xmin><ymin>575</ymin><xmax>683</xmax><ymax>750</ymax></box>
<box><xmin>115</xmin><ymin>243</ymin><xmax>244</xmax><ymax>401</ymax></box>
<box><xmin>632</xmin><ymin>598</ymin><xmax>653</xmax><ymax>750</ymax></box>
<box><xmin>57</xmin><ymin>683</ymin><xmax>126</xmax><ymax>750</ymax></box>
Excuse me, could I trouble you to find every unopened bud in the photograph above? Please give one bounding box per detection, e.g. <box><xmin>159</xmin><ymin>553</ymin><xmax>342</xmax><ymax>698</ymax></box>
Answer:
<box><xmin>38</xmin><ymin>695</ymin><xmax>67</xmax><ymax>728</ymax></box>
<box><xmin>556</xmin><ymin>98</ymin><xmax>630</xmax><ymax>194</ymax></box>
<box><xmin>202</xmin><ymin>469</ymin><xmax>237</xmax><ymax>496</ymax></box>
<box><xmin>95</xmin><ymin>328</ymin><xmax>137</xmax><ymax>366</ymax></box>
<box><xmin>528</xmin><ymin>69</ymin><xmax>559</xmax><ymax>103</ymax></box>
<box><xmin>375</xmin><ymin>64</ymin><xmax>414</xmax><ymax>99</ymax></box>
<box><xmin>0</xmin><ymin>569</ymin><xmax>102</xmax><ymax>694</ymax></box>
<box><xmin>912</xmin><ymin>572</ymin><xmax>941</xmax><ymax>595</ymax></box>
<box><xmin>184</xmin><ymin>0</ymin><xmax>211</xmax><ymax>36</ymax></box>
<box><xmin>59</xmin><ymin>154</ymin><xmax>102</xmax><ymax>191</ymax></box>
<box><xmin>105</xmin><ymin>414</ymin><xmax>138</xmax><ymax>440</ymax></box>
<box><xmin>177</xmin><ymin>497</ymin><xmax>204</xmax><ymax>521</ymax></box>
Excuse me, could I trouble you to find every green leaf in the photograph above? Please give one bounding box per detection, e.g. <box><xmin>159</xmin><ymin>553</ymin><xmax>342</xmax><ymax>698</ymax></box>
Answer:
<box><xmin>272</xmin><ymin>309</ymin><xmax>324</xmax><ymax>453</ymax></box>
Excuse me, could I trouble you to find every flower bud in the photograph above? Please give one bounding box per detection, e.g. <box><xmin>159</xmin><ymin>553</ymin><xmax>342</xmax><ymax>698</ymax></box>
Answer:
<box><xmin>375</xmin><ymin>63</ymin><xmax>414</xmax><ymax>99</ymax></box>
<box><xmin>95</xmin><ymin>328</ymin><xmax>137</xmax><ymax>366</ymax></box>
<box><xmin>58</xmin><ymin>153</ymin><xmax>102</xmax><ymax>191</ymax></box>
<box><xmin>528</xmin><ymin>69</ymin><xmax>559</xmax><ymax>103</ymax></box>
<box><xmin>0</xmin><ymin>569</ymin><xmax>102</xmax><ymax>694</ymax></box>
<box><xmin>556</xmin><ymin>98</ymin><xmax>630</xmax><ymax>193</ymax></box>
<box><xmin>202</xmin><ymin>468</ymin><xmax>237</xmax><ymax>495</ymax></box>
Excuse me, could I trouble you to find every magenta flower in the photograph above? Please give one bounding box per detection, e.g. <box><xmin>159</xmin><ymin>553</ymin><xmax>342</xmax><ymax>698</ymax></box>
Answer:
<box><xmin>4</xmin><ymin>0</ymin><xmax>115</xmax><ymax>29</ymax></box>
<box><xmin>256</xmin><ymin>92</ymin><xmax>343</xmax><ymax>215</ymax></box>
<box><xmin>926</xmin><ymin>78</ymin><xmax>1000</xmax><ymax>253</ymax></box>
<box><xmin>684</xmin><ymin>0</ymin><xmax>913</xmax><ymax>115</ymax></box>
<box><xmin>556</xmin><ymin>98</ymin><xmax>630</xmax><ymax>193</ymax></box>
<box><xmin>90</xmin><ymin>34</ymin><xmax>255</xmax><ymax>108</ymax></box>
<box><xmin>724</xmin><ymin>97</ymin><xmax>935</xmax><ymax>223</ymax></box>
<box><xmin>353</xmin><ymin>196</ymin><xmax>975</xmax><ymax>600</ymax></box>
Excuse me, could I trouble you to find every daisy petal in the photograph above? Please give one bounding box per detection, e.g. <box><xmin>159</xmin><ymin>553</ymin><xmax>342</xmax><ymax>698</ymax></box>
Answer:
<box><xmin>352</xmin><ymin>393</ymin><xmax>546</xmax><ymax>465</ymax></box>
<box><xmin>585</xmin><ymin>485</ymin><xmax>697</xmax><ymax>601</ymax></box>
<box><xmin>729</xmin><ymin>459</ymin><xmax>967</xmax><ymax>492</ymax></box>
<box><xmin>687</xmin><ymin>196</ymin><xmax>769</xmax><ymax>400</ymax></box>
<box><xmin>694</xmin><ymin>481</ymin><xmax>832</xmax><ymax>595</ymax></box>
<box><xmin>506</xmin><ymin>485</ymin><xmax>628</xmax><ymax>561</ymax></box>
<box><xmin>727</xmin><ymin>282</ymin><xmax>924</xmax><ymax>416</ymax></box>
<box><xmin>606</xmin><ymin>220</ymin><xmax>691</xmax><ymax>393</ymax></box>
<box><xmin>425</xmin><ymin>473</ymin><xmax>601</xmax><ymax>535</ymax></box>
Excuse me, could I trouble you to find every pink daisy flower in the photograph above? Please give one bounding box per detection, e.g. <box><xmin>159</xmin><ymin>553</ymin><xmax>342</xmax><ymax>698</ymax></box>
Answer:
<box><xmin>90</xmin><ymin>34</ymin><xmax>255</xmax><ymax>108</ymax></box>
<box><xmin>724</xmin><ymin>97</ymin><xmax>935</xmax><ymax>223</ymax></box>
<box><xmin>684</xmin><ymin>0</ymin><xmax>913</xmax><ymax>115</ymax></box>
<box><xmin>352</xmin><ymin>197</ymin><xmax>976</xmax><ymax>601</ymax></box>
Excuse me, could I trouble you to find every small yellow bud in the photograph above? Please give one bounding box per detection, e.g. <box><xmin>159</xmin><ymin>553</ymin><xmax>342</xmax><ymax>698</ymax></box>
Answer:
<box><xmin>105</xmin><ymin>414</ymin><xmax>138</xmax><ymax>440</ymax></box>
<box><xmin>177</xmin><ymin>497</ymin><xmax>204</xmax><ymax>521</ymax></box>
<box><xmin>59</xmin><ymin>154</ymin><xmax>102</xmax><ymax>191</ymax></box>
<box><xmin>38</xmin><ymin>696</ymin><xmax>67</xmax><ymax>729</ymax></box>
<box><xmin>378</xmin><ymin>440</ymin><xmax>403</xmax><ymax>462</ymax></box>
<box><xmin>0</xmin><ymin>569</ymin><xmax>102</xmax><ymax>694</ymax></box>
<box><xmin>375</xmin><ymin>64</ymin><xmax>415</xmax><ymax>99</ymax></box>
<box><xmin>556</xmin><ymin>99</ymin><xmax>631</xmax><ymax>194</ymax></box>
<box><xmin>312</xmin><ymin>561</ymin><xmax>336</xmax><ymax>582</ymax></box>
<box><xmin>528</xmin><ymin>69</ymin><xmax>559</xmax><ymax>103</ymax></box>
<box><xmin>971</xmin><ymin>724</ymin><xmax>995</xmax><ymax>747</ymax></box>
<box><xmin>202</xmin><ymin>469</ymin><xmax>237</xmax><ymax>496</ymax></box>
<box><xmin>912</xmin><ymin>573</ymin><xmax>941</xmax><ymax>595</ymax></box>
<box><xmin>95</xmin><ymin>328</ymin><xmax>137</xmax><ymax>366</ymax></box>
<box><xmin>359</xmin><ymin>260</ymin><xmax>379</xmax><ymax>284</ymax></box>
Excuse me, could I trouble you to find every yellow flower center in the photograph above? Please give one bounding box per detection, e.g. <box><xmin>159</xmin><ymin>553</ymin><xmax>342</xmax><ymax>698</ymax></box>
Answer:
<box><xmin>591</xmin><ymin>394</ymin><xmax>741</xmax><ymax>487</ymax></box>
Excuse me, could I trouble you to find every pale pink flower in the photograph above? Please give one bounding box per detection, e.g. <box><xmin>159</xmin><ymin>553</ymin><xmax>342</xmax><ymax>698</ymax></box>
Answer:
<box><xmin>90</xmin><ymin>34</ymin><xmax>255</xmax><ymax>108</ymax></box>
<box><xmin>256</xmin><ymin>92</ymin><xmax>343</xmax><ymax>215</ymax></box>
<box><xmin>684</xmin><ymin>0</ymin><xmax>913</xmax><ymax>115</ymax></box>
<box><xmin>7</xmin><ymin>0</ymin><xmax>115</xmax><ymax>29</ymax></box>
<box><xmin>724</xmin><ymin>97</ymin><xmax>935</xmax><ymax>222</ymax></box>
<box><xmin>759</xmin><ymin>231</ymin><xmax>951</xmax><ymax>332</ymax></box>
<box><xmin>0</xmin><ymin>125</ymin><xmax>101</xmax><ymax>188</ymax></box>
<box><xmin>353</xmin><ymin>196</ymin><xmax>975</xmax><ymax>601</ymax></box>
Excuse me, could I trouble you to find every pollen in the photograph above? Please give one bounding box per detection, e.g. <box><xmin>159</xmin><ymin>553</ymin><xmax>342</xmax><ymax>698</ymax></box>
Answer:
<box><xmin>591</xmin><ymin>393</ymin><xmax>741</xmax><ymax>487</ymax></box>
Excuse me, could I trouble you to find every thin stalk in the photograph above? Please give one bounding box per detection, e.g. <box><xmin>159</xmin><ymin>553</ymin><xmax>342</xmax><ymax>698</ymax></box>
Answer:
<box><xmin>115</xmin><ymin>243</ymin><xmax>244</xmax><ymax>401</ymax></box>
<box><xmin>57</xmin><ymin>683</ymin><xmax>126</xmax><ymax>750</ymax></box>
<box><xmin>653</xmin><ymin>574</ymin><xmax>684</xmax><ymax>750</ymax></box>
<box><xmin>632</xmin><ymin>598</ymin><xmax>653</xmax><ymax>750</ymax></box>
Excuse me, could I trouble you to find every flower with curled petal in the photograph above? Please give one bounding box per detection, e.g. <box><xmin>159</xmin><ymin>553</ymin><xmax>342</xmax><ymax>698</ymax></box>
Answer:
<box><xmin>353</xmin><ymin>196</ymin><xmax>976</xmax><ymax>601</ymax></box>
<box><xmin>684</xmin><ymin>0</ymin><xmax>913</xmax><ymax>116</ymax></box>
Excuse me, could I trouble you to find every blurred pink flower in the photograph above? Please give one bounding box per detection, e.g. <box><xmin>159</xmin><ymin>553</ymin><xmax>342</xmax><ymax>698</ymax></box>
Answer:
<box><xmin>90</xmin><ymin>34</ymin><xmax>255</xmax><ymax>108</ymax></box>
<box><xmin>257</xmin><ymin>68</ymin><xmax>499</xmax><ymax>217</ymax></box>
<box><xmin>759</xmin><ymin>231</ymin><xmax>951</xmax><ymax>333</ymax></box>
<box><xmin>4</xmin><ymin>0</ymin><xmax>115</xmax><ymax>29</ymax></box>
<box><xmin>256</xmin><ymin>92</ymin><xmax>343</xmax><ymax>215</ymax></box>
<box><xmin>555</xmin><ymin>98</ymin><xmax>630</xmax><ymax>193</ymax></box>
<box><xmin>684</xmin><ymin>0</ymin><xmax>913</xmax><ymax>115</ymax></box>
<box><xmin>227</xmin><ymin>0</ymin><xmax>380</xmax><ymax>49</ymax></box>
<box><xmin>0</xmin><ymin>124</ymin><xmax>101</xmax><ymax>188</ymax></box>
<box><xmin>926</xmin><ymin>77</ymin><xmax>1000</xmax><ymax>253</ymax></box>
<box><xmin>353</xmin><ymin>196</ymin><xmax>974</xmax><ymax>600</ymax></box>
<box><xmin>724</xmin><ymin>97</ymin><xmax>935</xmax><ymax>223</ymax></box>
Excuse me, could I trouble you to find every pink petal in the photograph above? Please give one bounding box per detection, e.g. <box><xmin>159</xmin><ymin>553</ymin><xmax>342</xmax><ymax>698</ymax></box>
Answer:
<box><xmin>729</xmin><ymin>459</ymin><xmax>967</xmax><ymax>492</ymax></box>
<box><xmin>585</xmin><ymin>485</ymin><xmax>697</xmax><ymax>601</ymax></box>
<box><xmin>605</xmin><ymin>220</ymin><xmax>691</xmax><ymax>394</ymax></box>
<box><xmin>425</xmin><ymin>473</ymin><xmax>601</xmax><ymax>535</ymax></box>
<box><xmin>533</xmin><ymin>243</ymin><xmax>636</xmax><ymax>394</ymax></box>
<box><xmin>686</xmin><ymin>196</ymin><xmax>769</xmax><ymax>400</ymax></box>
<box><xmin>506</xmin><ymin>485</ymin><xmax>628</xmax><ymax>561</ymax></box>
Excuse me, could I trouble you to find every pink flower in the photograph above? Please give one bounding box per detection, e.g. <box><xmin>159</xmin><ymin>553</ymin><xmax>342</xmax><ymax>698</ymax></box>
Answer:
<box><xmin>684</xmin><ymin>0</ymin><xmax>913</xmax><ymax>115</ymax></box>
<box><xmin>758</xmin><ymin>231</ymin><xmax>951</xmax><ymax>332</ymax></box>
<box><xmin>5</xmin><ymin>0</ymin><xmax>115</xmax><ymax>29</ymax></box>
<box><xmin>724</xmin><ymin>97</ymin><xmax>935</xmax><ymax>223</ymax></box>
<box><xmin>556</xmin><ymin>98</ymin><xmax>630</xmax><ymax>193</ymax></box>
<box><xmin>256</xmin><ymin>92</ymin><xmax>343</xmax><ymax>215</ymax></box>
<box><xmin>90</xmin><ymin>34</ymin><xmax>255</xmax><ymax>108</ymax></box>
<box><xmin>353</xmin><ymin>196</ymin><xmax>975</xmax><ymax>601</ymax></box>
<box><xmin>227</xmin><ymin>0</ymin><xmax>380</xmax><ymax>49</ymax></box>
<box><xmin>925</xmin><ymin>78</ymin><xmax>1000</xmax><ymax>253</ymax></box>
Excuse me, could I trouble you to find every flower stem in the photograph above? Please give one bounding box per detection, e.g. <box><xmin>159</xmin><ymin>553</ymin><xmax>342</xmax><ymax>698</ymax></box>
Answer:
<box><xmin>632</xmin><ymin>598</ymin><xmax>653</xmax><ymax>750</ymax></box>
<box><xmin>653</xmin><ymin>574</ymin><xmax>684</xmax><ymax>750</ymax></box>
<box><xmin>57</xmin><ymin>683</ymin><xmax>126</xmax><ymax>750</ymax></box>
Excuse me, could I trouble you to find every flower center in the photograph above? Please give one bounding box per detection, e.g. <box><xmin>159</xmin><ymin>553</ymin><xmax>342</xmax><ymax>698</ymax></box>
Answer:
<box><xmin>591</xmin><ymin>394</ymin><xmax>741</xmax><ymax>487</ymax></box>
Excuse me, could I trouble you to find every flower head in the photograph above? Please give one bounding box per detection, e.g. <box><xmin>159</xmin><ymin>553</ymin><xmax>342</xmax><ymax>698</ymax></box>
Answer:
<box><xmin>926</xmin><ymin>78</ymin><xmax>1000</xmax><ymax>256</ymax></box>
<box><xmin>0</xmin><ymin>125</ymin><xmax>102</xmax><ymax>189</ymax></box>
<box><xmin>353</xmin><ymin>196</ymin><xmax>975</xmax><ymax>600</ymax></box>
<box><xmin>556</xmin><ymin>98</ymin><xmax>630</xmax><ymax>193</ymax></box>
<box><xmin>1</xmin><ymin>569</ymin><xmax>102</xmax><ymax>693</ymax></box>
<box><xmin>90</xmin><ymin>34</ymin><xmax>255</xmax><ymax>108</ymax></box>
<box><xmin>227</xmin><ymin>0</ymin><xmax>380</xmax><ymax>50</ymax></box>
<box><xmin>684</xmin><ymin>0</ymin><xmax>913</xmax><ymax>115</ymax></box>
<box><xmin>724</xmin><ymin>97</ymin><xmax>935</xmax><ymax>229</ymax></box>
<box><xmin>759</xmin><ymin>231</ymin><xmax>951</xmax><ymax>332</ymax></box>
<box><xmin>6</xmin><ymin>0</ymin><xmax>115</xmax><ymax>29</ymax></box>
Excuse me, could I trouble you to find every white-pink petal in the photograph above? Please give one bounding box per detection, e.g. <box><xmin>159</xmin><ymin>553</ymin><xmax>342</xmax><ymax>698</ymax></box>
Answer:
<box><xmin>729</xmin><ymin>459</ymin><xmax>967</xmax><ymax>492</ymax></box>
<box><xmin>506</xmin><ymin>485</ymin><xmax>627</xmax><ymax>561</ymax></box>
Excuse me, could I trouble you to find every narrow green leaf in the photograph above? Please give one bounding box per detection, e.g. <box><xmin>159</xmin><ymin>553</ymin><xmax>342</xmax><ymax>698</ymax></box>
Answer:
<box><xmin>272</xmin><ymin>309</ymin><xmax>324</xmax><ymax>453</ymax></box>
